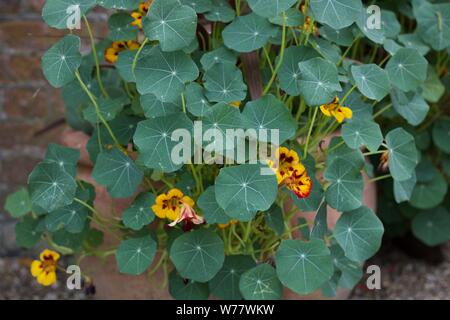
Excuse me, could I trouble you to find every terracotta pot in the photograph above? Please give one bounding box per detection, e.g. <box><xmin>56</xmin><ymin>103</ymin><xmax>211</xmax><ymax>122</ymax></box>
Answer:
<box><xmin>61</xmin><ymin>129</ymin><xmax>377</xmax><ymax>300</ymax></box>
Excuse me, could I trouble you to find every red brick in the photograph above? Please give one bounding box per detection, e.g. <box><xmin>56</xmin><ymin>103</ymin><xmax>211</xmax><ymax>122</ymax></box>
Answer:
<box><xmin>0</xmin><ymin>0</ymin><xmax>22</xmax><ymax>14</ymax></box>
<box><xmin>1</xmin><ymin>54</ymin><xmax>44</xmax><ymax>84</ymax></box>
<box><xmin>2</xmin><ymin>87</ymin><xmax>59</xmax><ymax>119</ymax></box>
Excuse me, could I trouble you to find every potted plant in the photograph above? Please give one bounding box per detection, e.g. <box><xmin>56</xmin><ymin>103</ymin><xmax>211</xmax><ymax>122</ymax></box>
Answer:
<box><xmin>6</xmin><ymin>0</ymin><xmax>443</xmax><ymax>300</ymax></box>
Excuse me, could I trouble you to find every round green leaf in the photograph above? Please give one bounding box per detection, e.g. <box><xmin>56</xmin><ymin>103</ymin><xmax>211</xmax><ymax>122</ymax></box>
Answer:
<box><xmin>184</xmin><ymin>82</ymin><xmax>212</xmax><ymax>117</ymax></box>
<box><xmin>28</xmin><ymin>162</ymin><xmax>77</xmax><ymax>212</ymax></box>
<box><xmin>398</xmin><ymin>33</ymin><xmax>430</xmax><ymax>56</ymax></box>
<box><xmin>386</xmin><ymin>128</ymin><xmax>418</xmax><ymax>181</ymax></box>
<box><xmin>44</xmin><ymin>143</ymin><xmax>80</xmax><ymax>177</ymax></box>
<box><xmin>98</xmin><ymin>0</ymin><xmax>139</xmax><ymax>9</ymax></box>
<box><xmin>197</xmin><ymin>186</ymin><xmax>231</xmax><ymax>225</ymax></box>
<box><xmin>135</xmin><ymin>46</ymin><xmax>199</xmax><ymax>102</ymax></box>
<box><xmin>326</xmin><ymin>137</ymin><xmax>365</xmax><ymax>170</ymax></box>
<box><xmin>204</xmin><ymin>63</ymin><xmax>247</xmax><ymax>103</ymax></box>
<box><xmin>320</xmin><ymin>25</ymin><xmax>354</xmax><ymax>46</ymax></box>
<box><xmin>45</xmin><ymin>198</ymin><xmax>89</xmax><ymax>234</ymax></box>
<box><xmin>247</xmin><ymin>0</ymin><xmax>297</xmax><ymax>18</ymax></box>
<box><xmin>116</xmin><ymin>45</ymin><xmax>153</xmax><ymax>83</ymax></box>
<box><xmin>275</xmin><ymin>239</ymin><xmax>334</xmax><ymax>295</ymax></box>
<box><xmin>432</xmin><ymin>118</ymin><xmax>450</xmax><ymax>154</ymax></box>
<box><xmin>215</xmin><ymin>164</ymin><xmax>278</xmax><ymax>221</ymax></box>
<box><xmin>265</xmin><ymin>205</ymin><xmax>285</xmax><ymax>236</ymax></box>
<box><xmin>133</xmin><ymin>113</ymin><xmax>193</xmax><ymax>172</ymax></box>
<box><xmin>143</xmin><ymin>0</ymin><xmax>197</xmax><ymax>52</ymax></box>
<box><xmin>414</xmin><ymin>1</ymin><xmax>450</xmax><ymax>51</ymax></box>
<box><xmin>393</xmin><ymin>172</ymin><xmax>417</xmax><ymax>204</ymax></box>
<box><xmin>5</xmin><ymin>188</ymin><xmax>31</xmax><ymax>218</ymax></box>
<box><xmin>180</xmin><ymin>0</ymin><xmax>212</xmax><ymax>13</ymax></box>
<box><xmin>298</xmin><ymin>57</ymin><xmax>341</xmax><ymax>106</ymax></box>
<box><xmin>122</xmin><ymin>193</ymin><xmax>156</xmax><ymax>230</ymax></box>
<box><xmin>356</xmin><ymin>7</ymin><xmax>385</xmax><ymax>44</ymax></box>
<box><xmin>342</xmin><ymin>119</ymin><xmax>383</xmax><ymax>152</ymax></box>
<box><xmin>15</xmin><ymin>216</ymin><xmax>44</xmax><ymax>249</ymax></box>
<box><xmin>391</xmin><ymin>89</ymin><xmax>430</xmax><ymax>126</ymax></box>
<box><xmin>169</xmin><ymin>271</ymin><xmax>210</xmax><ymax>300</ymax></box>
<box><xmin>310</xmin><ymin>201</ymin><xmax>328</xmax><ymax>240</ymax></box>
<box><xmin>409</xmin><ymin>170</ymin><xmax>447</xmax><ymax>210</ymax></box>
<box><xmin>140</xmin><ymin>93</ymin><xmax>181</xmax><ymax>119</ymax></box>
<box><xmin>333</xmin><ymin>206</ymin><xmax>384</xmax><ymax>262</ymax></box>
<box><xmin>382</xmin><ymin>10</ymin><xmax>401</xmax><ymax>39</ymax></box>
<box><xmin>421</xmin><ymin>67</ymin><xmax>445</xmax><ymax>103</ymax></box>
<box><xmin>330</xmin><ymin>245</ymin><xmax>363</xmax><ymax>289</ymax></box>
<box><xmin>115</xmin><ymin>235</ymin><xmax>157</xmax><ymax>275</ymax></box>
<box><xmin>412</xmin><ymin>207</ymin><xmax>450</xmax><ymax>246</ymax></box>
<box><xmin>209</xmin><ymin>255</ymin><xmax>256</xmax><ymax>300</ymax></box>
<box><xmin>170</xmin><ymin>229</ymin><xmax>225</xmax><ymax>282</ymax></box>
<box><xmin>204</xmin><ymin>0</ymin><xmax>235</xmax><ymax>23</ymax></box>
<box><xmin>324</xmin><ymin>159</ymin><xmax>363</xmax><ymax>212</ymax></box>
<box><xmin>108</xmin><ymin>12</ymin><xmax>138</xmax><ymax>41</ymax></box>
<box><xmin>41</xmin><ymin>35</ymin><xmax>82</xmax><ymax>88</ymax></box>
<box><xmin>386</xmin><ymin>48</ymin><xmax>428</xmax><ymax>92</ymax></box>
<box><xmin>239</xmin><ymin>264</ymin><xmax>282</xmax><ymax>300</ymax></box>
<box><xmin>92</xmin><ymin>148</ymin><xmax>143</xmax><ymax>198</ymax></box>
<box><xmin>42</xmin><ymin>0</ymin><xmax>97</xmax><ymax>29</ymax></box>
<box><xmin>277</xmin><ymin>46</ymin><xmax>319</xmax><ymax>95</ymax></box>
<box><xmin>222</xmin><ymin>13</ymin><xmax>278</xmax><ymax>53</ymax></box>
<box><xmin>310</xmin><ymin>0</ymin><xmax>362</xmax><ymax>30</ymax></box>
<box><xmin>200</xmin><ymin>46</ymin><xmax>238</xmax><ymax>70</ymax></box>
<box><xmin>82</xmin><ymin>96</ymin><xmax>128</xmax><ymax>124</ymax></box>
<box><xmin>351</xmin><ymin>64</ymin><xmax>390</xmax><ymax>101</ymax></box>
<box><xmin>269</xmin><ymin>8</ymin><xmax>304</xmax><ymax>27</ymax></box>
<box><xmin>242</xmin><ymin>95</ymin><xmax>296</xmax><ymax>144</ymax></box>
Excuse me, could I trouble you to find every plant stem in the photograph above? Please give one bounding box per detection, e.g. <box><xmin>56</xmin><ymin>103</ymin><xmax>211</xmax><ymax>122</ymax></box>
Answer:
<box><xmin>74</xmin><ymin>71</ymin><xmax>123</xmax><ymax>150</ymax></box>
<box><xmin>341</xmin><ymin>85</ymin><xmax>357</xmax><ymax>104</ymax></box>
<box><xmin>132</xmin><ymin>38</ymin><xmax>149</xmax><ymax>75</ymax></box>
<box><xmin>369</xmin><ymin>174</ymin><xmax>391</xmax><ymax>183</ymax></box>
<box><xmin>373</xmin><ymin>103</ymin><xmax>392</xmax><ymax>119</ymax></box>
<box><xmin>303</xmin><ymin>107</ymin><xmax>318</xmax><ymax>159</ymax></box>
<box><xmin>263</xmin><ymin>12</ymin><xmax>287</xmax><ymax>95</ymax></box>
<box><xmin>83</xmin><ymin>15</ymin><xmax>108</xmax><ymax>98</ymax></box>
<box><xmin>235</xmin><ymin>0</ymin><xmax>241</xmax><ymax>16</ymax></box>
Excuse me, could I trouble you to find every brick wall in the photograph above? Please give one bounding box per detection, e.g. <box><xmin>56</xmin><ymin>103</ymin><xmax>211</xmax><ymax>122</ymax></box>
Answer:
<box><xmin>0</xmin><ymin>0</ymin><xmax>108</xmax><ymax>255</ymax></box>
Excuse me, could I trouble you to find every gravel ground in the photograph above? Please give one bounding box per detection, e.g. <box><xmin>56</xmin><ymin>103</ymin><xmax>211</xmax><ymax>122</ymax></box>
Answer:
<box><xmin>351</xmin><ymin>241</ymin><xmax>450</xmax><ymax>300</ymax></box>
<box><xmin>1</xmin><ymin>242</ymin><xmax>449</xmax><ymax>300</ymax></box>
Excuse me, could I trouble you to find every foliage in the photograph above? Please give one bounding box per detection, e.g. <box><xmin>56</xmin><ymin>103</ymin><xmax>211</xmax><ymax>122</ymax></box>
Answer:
<box><xmin>5</xmin><ymin>0</ymin><xmax>450</xmax><ymax>299</ymax></box>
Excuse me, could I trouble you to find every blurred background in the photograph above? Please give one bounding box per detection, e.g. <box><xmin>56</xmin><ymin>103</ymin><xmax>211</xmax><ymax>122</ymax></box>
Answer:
<box><xmin>0</xmin><ymin>0</ymin><xmax>448</xmax><ymax>299</ymax></box>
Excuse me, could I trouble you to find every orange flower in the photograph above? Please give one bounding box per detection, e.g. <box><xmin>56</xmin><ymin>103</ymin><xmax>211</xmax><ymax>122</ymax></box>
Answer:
<box><xmin>104</xmin><ymin>41</ymin><xmax>140</xmax><ymax>64</ymax></box>
<box><xmin>268</xmin><ymin>147</ymin><xmax>312</xmax><ymax>199</ymax></box>
<box><xmin>131</xmin><ymin>1</ymin><xmax>152</xmax><ymax>29</ymax></box>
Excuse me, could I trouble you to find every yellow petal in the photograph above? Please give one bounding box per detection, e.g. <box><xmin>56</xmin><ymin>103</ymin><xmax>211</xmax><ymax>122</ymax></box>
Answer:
<box><xmin>320</xmin><ymin>105</ymin><xmax>332</xmax><ymax>117</ymax></box>
<box><xmin>37</xmin><ymin>271</ymin><xmax>57</xmax><ymax>287</ymax></box>
<box><xmin>182</xmin><ymin>196</ymin><xmax>195</xmax><ymax>207</ymax></box>
<box><xmin>339</xmin><ymin>107</ymin><xmax>353</xmax><ymax>120</ymax></box>
<box><xmin>30</xmin><ymin>260</ymin><xmax>43</xmax><ymax>277</ymax></box>
<box><xmin>166</xmin><ymin>207</ymin><xmax>181</xmax><ymax>221</ymax></box>
<box><xmin>333</xmin><ymin>111</ymin><xmax>345</xmax><ymax>123</ymax></box>
<box><xmin>40</xmin><ymin>249</ymin><xmax>60</xmax><ymax>262</ymax></box>
<box><xmin>152</xmin><ymin>204</ymin><xmax>166</xmax><ymax>219</ymax></box>
<box><xmin>167</xmin><ymin>188</ymin><xmax>184</xmax><ymax>199</ymax></box>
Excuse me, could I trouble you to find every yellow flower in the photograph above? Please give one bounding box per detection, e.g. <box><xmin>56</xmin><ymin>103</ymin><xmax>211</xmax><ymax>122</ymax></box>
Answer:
<box><xmin>268</xmin><ymin>147</ymin><xmax>313</xmax><ymax>199</ymax></box>
<box><xmin>139</xmin><ymin>1</ymin><xmax>151</xmax><ymax>14</ymax></box>
<box><xmin>131</xmin><ymin>11</ymin><xmax>144</xmax><ymax>29</ymax></box>
<box><xmin>30</xmin><ymin>249</ymin><xmax>60</xmax><ymax>286</ymax></box>
<box><xmin>152</xmin><ymin>189</ymin><xmax>204</xmax><ymax>226</ymax></box>
<box><xmin>218</xmin><ymin>220</ymin><xmax>238</xmax><ymax>229</ymax></box>
<box><xmin>104</xmin><ymin>41</ymin><xmax>141</xmax><ymax>64</ymax></box>
<box><xmin>229</xmin><ymin>101</ymin><xmax>241</xmax><ymax>108</ymax></box>
<box><xmin>319</xmin><ymin>97</ymin><xmax>353</xmax><ymax>123</ymax></box>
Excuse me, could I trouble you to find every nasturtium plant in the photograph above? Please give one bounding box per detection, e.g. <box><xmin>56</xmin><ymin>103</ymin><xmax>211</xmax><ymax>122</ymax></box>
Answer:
<box><xmin>8</xmin><ymin>0</ymin><xmax>450</xmax><ymax>299</ymax></box>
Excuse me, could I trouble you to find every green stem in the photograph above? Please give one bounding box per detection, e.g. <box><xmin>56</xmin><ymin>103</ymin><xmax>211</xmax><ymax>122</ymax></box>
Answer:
<box><xmin>303</xmin><ymin>107</ymin><xmax>318</xmax><ymax>159</ymax></box>
<box><xmin>373</xmin><ymin>103</ymin><xmax>392</xmax><ymax>119</ymax></box>
<box><xmin>235</xmin><ymin>0</ymin><xmax>241</xmax><ymax>16</ymax></box>
<box><xmin>181</xmin><ymin>92</ymin><xmax>186</xmax><ymax>113</ymax></box>
<box><xmin>369</xmin><ymin>174</ymin><xmax>391</xmax><ymax>183</ymax></box>
<box><xmin>263</xmin><ymin>12</ymin><xmax>287</xmax><ymax>95</ymax></box>
<box><xmin>75</xmin><ymin>71</ymin><xmax>123</xmax><ymax>150</ymax></box>
<box><xmin>132</xmin><ymin>38</ymin><xmax>149</xmax><ymax>75</ymax></box>
<box><xmin>83</xmin><ymin>15</ymin><xmax>108</xmax><ymax>98</ymax></box>
<box><xmin>341</xmin><ymin>85</ymin><xmax>357</xmax><ymax>104</ymax></box>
